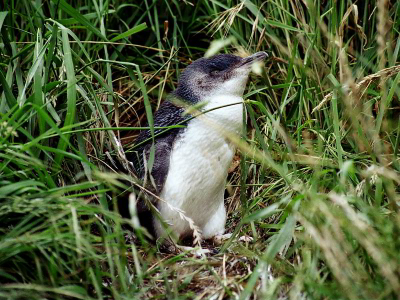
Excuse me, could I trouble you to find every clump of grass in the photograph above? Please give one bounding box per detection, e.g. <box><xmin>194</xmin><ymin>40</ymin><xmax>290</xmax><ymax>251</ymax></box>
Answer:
<box><xmin>0</xmin><ymin>0</ymin><xmax>399</xmax><ymax>299</ymax></box>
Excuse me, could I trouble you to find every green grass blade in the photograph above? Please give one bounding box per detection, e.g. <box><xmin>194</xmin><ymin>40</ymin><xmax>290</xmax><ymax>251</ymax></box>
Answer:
<box><xmin>110</xmin><ymin>22</ymin><xmax>147</xmax><ymax>42</ymax></box>
<box><xmin>51</xmin><ymin>0</ymin><xmax>107</xmax><ymax>41</ymax></box>
<box><xmin>53</xmin><ymin>28</ymin><xmax>77</xmax><ymax>168</ymax></box>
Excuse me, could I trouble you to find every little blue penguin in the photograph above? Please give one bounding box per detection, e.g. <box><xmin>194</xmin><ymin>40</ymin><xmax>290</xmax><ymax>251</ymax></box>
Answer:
<box><xmin>127</xmin><ymin>51</ymin><xmax>268</xmax><ymax>244</ymax></box>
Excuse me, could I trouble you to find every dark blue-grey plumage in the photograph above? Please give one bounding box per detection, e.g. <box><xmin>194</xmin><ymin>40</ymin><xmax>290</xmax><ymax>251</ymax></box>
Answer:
<box><xmin>127</xmin><ymin>100</ymin><xmax>188</xmax><ymax>191</ymax></box>
<box><xmin>123</xmin><ymin>100</ymin><xmax>188</xmax><ymax>234</ymax></box>
<box><xmin>174</xmin><ymin>54</ymin><xmax>242</xmax><ymax>103</ymax></box>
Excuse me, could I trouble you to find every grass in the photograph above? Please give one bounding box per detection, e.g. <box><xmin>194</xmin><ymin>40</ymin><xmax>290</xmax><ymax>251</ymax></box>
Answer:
<box><xmin>1</xmin><ymin>0</ymin><xmax>400</xmax><ymax>299</ymax></box>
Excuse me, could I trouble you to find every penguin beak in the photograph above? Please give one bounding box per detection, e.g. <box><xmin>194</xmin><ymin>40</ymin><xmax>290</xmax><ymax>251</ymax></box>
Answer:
<box><xmin>237</xmin><ymin>51</ymin><xmax>268</xmax><ymax>68</ymax></box>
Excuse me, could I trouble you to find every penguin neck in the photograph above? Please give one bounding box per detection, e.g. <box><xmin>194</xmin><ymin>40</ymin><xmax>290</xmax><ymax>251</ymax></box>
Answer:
<box><xmin>200</xmin><ymin>94</ymin><xmax>244</xmax><ymax>134</ymax></box>
<box><xmin>202</xmin><ymin>94</ymin><xmax>244</xmax><ymax>110</ymax></box>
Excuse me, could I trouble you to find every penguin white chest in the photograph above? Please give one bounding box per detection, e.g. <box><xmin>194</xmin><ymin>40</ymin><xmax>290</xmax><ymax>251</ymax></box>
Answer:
<box><xmin>156</xmin><ymin>97</ymin><xmax>243</xmax><ymax>239</ymax></box>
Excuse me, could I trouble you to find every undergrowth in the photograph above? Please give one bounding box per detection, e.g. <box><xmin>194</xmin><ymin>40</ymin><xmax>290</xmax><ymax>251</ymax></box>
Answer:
<box><xmin>0</xmin><ymin>0</ymin><xmax>399</xmax><ymax>299</ymax></box>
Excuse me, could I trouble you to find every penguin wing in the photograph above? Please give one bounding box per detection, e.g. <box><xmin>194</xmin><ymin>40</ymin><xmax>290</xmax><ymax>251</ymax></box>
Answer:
<box><xmin>127</xmin><ymin>100</ymin><xmax>187</xmax><ymax>192</ymax></box>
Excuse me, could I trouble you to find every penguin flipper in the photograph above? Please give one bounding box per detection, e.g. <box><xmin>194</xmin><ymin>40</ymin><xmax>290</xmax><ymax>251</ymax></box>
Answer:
<box><xmin>141</xmin><ymin>135</ymin><xmax>176</xmax><ymax>193</ymax></box>
<box><xmin>128</xmin><ymin>100</ymin><xmax>188</xmax><ymax>185</ymax></box>
<box><xmin>124</xmin><ymin>100</ymin><xmax>188</xmax><ymax>236</ymax></box>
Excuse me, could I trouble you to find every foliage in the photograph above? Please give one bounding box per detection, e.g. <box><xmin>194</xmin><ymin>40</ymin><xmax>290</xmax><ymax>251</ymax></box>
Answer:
<box><xmin>0</xmin><ymin>0</ymin><xmax>399</xmax><ymax>299</ymax></box>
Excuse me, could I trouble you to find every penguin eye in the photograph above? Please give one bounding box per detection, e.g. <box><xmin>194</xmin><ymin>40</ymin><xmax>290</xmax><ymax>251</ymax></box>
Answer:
<box><xmin>210</xmin><ymin>70</ymin><xmax>220</xmax><ymax>76</ymax></box>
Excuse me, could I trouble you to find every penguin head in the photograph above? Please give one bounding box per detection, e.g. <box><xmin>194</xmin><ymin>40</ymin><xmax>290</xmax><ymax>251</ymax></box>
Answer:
<box><xmin>173</xmin><ymin>52</ymin><xmax>267</xmax><ymax>103</ymax></box>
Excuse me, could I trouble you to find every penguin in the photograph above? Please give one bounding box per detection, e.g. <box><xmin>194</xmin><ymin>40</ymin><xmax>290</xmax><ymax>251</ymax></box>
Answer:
<box><xmin>126</xmin><ymin>51</ymin><xmax>268</xmax><ymax>245</ymax></box>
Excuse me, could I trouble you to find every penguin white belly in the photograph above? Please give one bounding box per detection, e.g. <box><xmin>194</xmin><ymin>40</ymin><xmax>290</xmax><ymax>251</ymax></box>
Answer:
<box><xmin>155</xmin><ymin>97</ymin><xmax>243</xmax><ymax>240</ymax></box>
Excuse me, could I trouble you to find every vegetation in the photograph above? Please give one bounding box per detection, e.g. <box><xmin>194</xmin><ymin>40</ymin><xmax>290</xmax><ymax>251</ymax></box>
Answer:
<box><xmin>1</xmin><ymin>0</ymin><xmax>399</xmax><ymax>299</ymax></box>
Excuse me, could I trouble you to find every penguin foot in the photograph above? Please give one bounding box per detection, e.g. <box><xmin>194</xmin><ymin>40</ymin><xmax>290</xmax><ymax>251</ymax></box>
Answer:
<box><xmin>213</xmin><ymin>233</ymin><xmax>254</xmax><ymax>245</ymax></box>
<box><xmin>238</xmin><ymin>235</ymin><xmax>253</xmax><ymax>242</ymax></box>
<box><xmin>176</xmin><ymin>245</ymin><xmax>210</xmax><ymax>257</ymax></box>
<box><xmin>213</xmin><ymin>233</ymin><xmax>232</xmax><ymax>245</ymax></box>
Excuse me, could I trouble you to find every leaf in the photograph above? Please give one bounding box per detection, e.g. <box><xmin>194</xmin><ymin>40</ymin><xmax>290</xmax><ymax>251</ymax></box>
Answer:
<box><xmin>51</xmin><ymin>0</ymin><xmax>107</xmax><ymax>41</ymax></box>
<box><xmin>264</xmin><ymin>20</ymin><xmax>303</xmax><ymax>32</ymax></box>
<box><xmin>58</xmin><ymin>10</ymin><xmax>115</xmax><ymax>25</ymax></box>
<box><xmin>0</xmin><ymin>180</ymin><xmax>46</xmax><ymax>196</ymax></box>
<box><xmin>54</xmin><ymin>28</ymin><xmax>77</xmax><ymax>168</ymax></box>
<box><xmin>0</xmin><ymin>11</ymin><xmax>8</xmax><ymax>31</ymax></box>
<box><xmin>242</xmin><ymin>203</ymin><xmax>281</xmax><ymax>223</ymax></box>
<box><xmin>0</xmin><ymin>68</ymin><xmax>17</xmax><ymax>108</ymax></box>
<box><xmin>34</xmin><ymin>29</ymin><xmax>45</xmax><ymax>136</ymax></box>
<box><xmin>60</xmin><ymin>285</ymin><xmax>88</xmax><ymax>296</ymax></box>
<box><xmin>264</xmin><ymin>214</ymin><xmax>296</xmax><ymax>260</ymax></box>
<box><xmin>205</xmin><ymin>36</ymin><xmax>236</xmax><ymax>57</ymax></box>
<box><xmin>110</xmin><ymin>22</ymin><xmax>147</xmax><ymax>42</ymax></box>
<box><xmin>17</xmin><ymin>38</ymin><xmax>49</xmax><ymax>106</ymax></box>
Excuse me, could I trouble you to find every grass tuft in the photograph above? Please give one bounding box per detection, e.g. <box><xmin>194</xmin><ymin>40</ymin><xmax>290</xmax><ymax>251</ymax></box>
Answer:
<box><xmin>0</xmin><ymin>0</ymin><xmax>399</xmax><ymax>299</ymax></box>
